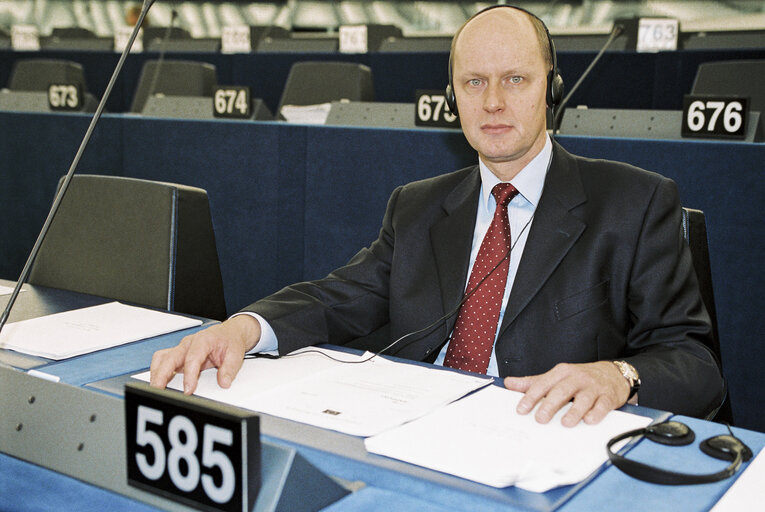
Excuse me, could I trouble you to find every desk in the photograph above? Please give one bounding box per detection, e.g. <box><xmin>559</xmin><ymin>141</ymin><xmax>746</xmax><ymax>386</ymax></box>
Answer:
<box><xmin>2</xmin><ymin>283</ymin><xmax>764</xmax><ymax>511</ymax></box>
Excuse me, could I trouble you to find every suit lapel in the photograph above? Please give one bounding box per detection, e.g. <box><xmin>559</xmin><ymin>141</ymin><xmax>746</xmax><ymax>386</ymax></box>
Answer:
<box><xmin>430</xmin><ymin>167</ymin><xmax>481</xmax><ymax>325</ymax></box>
<box><xmin>500</xmin><ymin>143</ymin><xmax>587</xmax><ymax>332</ymax></box>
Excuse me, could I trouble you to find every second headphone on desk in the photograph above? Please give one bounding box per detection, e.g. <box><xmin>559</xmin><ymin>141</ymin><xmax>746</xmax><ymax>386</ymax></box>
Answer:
<box><xmin>444</xmin><ymin>5</ymin><xmax>565</xmax><ymax>116</ymax></box>
<box><xmin>607</xmin><ymin>420</ymin><xmax>753</xmax><ymax>485</ymax></box>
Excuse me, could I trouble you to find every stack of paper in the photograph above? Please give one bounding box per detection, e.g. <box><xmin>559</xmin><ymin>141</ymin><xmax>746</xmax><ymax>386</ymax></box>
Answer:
<box><xmin>135</xmin><ymin>347</ymin><xmax>653</xmax><ymax>492</ymax></box>
<box><xmin>0</xmin><ymin>302</ymin><xmax>202</xmax><ymax>359</ymax></box>
<box><xmin>135</xmin><ymin>347</ymin><xmax>493</xmax><ymax>437</ymax></box>
<box><xmin>280</xmin><ymin>103</ymin><xmax>332</xmax><ymax>124</ymax></box>
<box><xmin>364</xmin><ymin>384</ymin><xmax>652</xmax><ymax>492</ymax></box>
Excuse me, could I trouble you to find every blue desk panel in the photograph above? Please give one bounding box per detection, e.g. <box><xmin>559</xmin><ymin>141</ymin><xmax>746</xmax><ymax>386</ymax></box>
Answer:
<box><xmin>2</xmin><ymin>328</ymin><xmax>764</xmax><ymax>512</ymax></box>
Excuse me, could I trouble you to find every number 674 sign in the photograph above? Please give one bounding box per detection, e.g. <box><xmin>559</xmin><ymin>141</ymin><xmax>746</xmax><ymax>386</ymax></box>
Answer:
<box><xmin>682</xmin><ymin>95</ymin><xmax>749</xmax><ymax>140</ymax></box>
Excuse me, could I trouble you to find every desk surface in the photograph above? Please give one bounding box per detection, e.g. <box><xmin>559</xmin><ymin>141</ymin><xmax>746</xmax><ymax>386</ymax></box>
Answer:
<box><xmin>1</xmin><ymin>282</ymin><xmax>763</xmax><ymax>511</ymax></box>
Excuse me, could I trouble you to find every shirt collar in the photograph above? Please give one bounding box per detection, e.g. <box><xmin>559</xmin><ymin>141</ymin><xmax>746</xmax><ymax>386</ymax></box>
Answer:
<box><xmin>478</xmin><ymin>134</ymin><xmax>552</xmax><ymax>212</ymax></box>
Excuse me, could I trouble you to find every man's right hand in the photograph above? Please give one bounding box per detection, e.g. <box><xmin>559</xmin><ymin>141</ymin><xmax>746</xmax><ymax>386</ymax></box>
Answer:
<box><xmin>149</xmin><ymin>314</ymin><xmax>262</xmax><ymax>395</ymax></box>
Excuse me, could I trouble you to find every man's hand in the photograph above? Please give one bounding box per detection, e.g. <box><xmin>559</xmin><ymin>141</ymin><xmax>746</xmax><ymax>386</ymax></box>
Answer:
<box><xmin>149</xmin><ymin>315</ymin><xmax>262</xmax><ymax>395</ymax></box>
<box><xmin>503</xmin><ymin>361</ymin><xmax>632</xmax><ymax>427</ymax></box>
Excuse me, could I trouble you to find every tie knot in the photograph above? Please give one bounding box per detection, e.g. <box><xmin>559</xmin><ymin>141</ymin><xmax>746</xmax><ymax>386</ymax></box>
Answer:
<box><xmin>492</xmin><ymin>183</ymin><xmax>518</xmax><ymax>207</ymax></box>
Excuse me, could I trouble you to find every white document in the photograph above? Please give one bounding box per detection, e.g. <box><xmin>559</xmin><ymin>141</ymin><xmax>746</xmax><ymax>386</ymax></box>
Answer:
<box><xmin>711</xmin><ymin>446</ymin><xmax>765</xmax><ymax>511</ymax></box>
<box><xmin>0</xmin><ymin>302</ymin><xmax>202</xmax><ymax>359</ymax></box>
<box><xmin>364</xmin><ymin>384</ymin><xmax>652</xmax><ymax>492</ymax></box>
<box><xmin>134</xmin><ymin>347</ymin><xmax>493</xmax><ymax>437</ymax></box>
<box><xmin>280</xmin><ymin>103</ymin><xmax>332</xmax><ymax>124</ymax></box>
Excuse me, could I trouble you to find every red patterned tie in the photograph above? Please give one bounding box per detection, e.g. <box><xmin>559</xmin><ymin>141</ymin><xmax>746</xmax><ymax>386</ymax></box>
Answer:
<box><xmin>443</xmin><ymin>183</ymin><xmax>518</xmax><ymax>374</ymax></box>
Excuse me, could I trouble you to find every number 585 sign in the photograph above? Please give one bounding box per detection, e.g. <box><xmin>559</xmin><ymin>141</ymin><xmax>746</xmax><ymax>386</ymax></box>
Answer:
<box><xmin>682</xmin><ymin>95</ymin><xmax>749</xmax><ymax>140</ymax></box>
<box><xmin>125</xmin><ymin>382</ymin><xmax>260</xmax><ymax>512</ymax></box>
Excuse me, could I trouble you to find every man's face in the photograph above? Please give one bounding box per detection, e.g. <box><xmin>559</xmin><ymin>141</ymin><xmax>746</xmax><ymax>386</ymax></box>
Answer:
<box><xmin>452</xmin><ymin>10</ymin><xmax>549</xmax><ymax>177</ymax></box>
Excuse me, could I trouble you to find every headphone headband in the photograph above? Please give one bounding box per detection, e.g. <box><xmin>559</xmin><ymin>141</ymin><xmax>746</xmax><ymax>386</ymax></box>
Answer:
<box><xmin>445</xmin><ymin>4</ymin><xmax>564</xmax><ymax>115</ymax></box>
<box><xmin>606</xmin><ymin>421</ymin><xmax>753</xmax><ymax>485</ymax></box>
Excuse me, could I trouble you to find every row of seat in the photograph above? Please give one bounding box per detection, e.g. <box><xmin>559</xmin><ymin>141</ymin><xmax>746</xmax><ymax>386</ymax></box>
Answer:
<box><xmin>3</xmin><ymin>56</ymin><xmax>763</xmax><ymax>140</ymax></box>
<box><xmin>0</xmin><ymin>24</ymin><xmax>432</xmax><ymax>53</ymax></box>
<box><xmin>1</xmin><ymin>58</ymin><xmax>375</xmax><ymax>121</ymax></box>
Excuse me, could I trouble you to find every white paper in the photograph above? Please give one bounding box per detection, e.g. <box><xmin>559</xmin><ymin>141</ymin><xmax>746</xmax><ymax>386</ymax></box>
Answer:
<box><xmin>364</xmin><ymin>385</ymin><xmax>652</xmax><ymax>492</ymax></box>
<box><xmin>280</xmin><ymin>103</ymin><xmax>332</xmax><ymax>124</ymax></box>
<box><xmin>0</xmin><ymin>302</ymin><xmax>202</xmax><ymax>359</ymax></box>
<box><xmin>0</xmin><ymin>285</ymin><xmax>23</xmax><ymax>296</ymax></box>
<box><xmin>711</xmin><ymin>446</ymin><xmax>765</xmax><ymax>511</ymax></box>
<box><xmin>134</xmin><ymin>347</ymin><xmax>492</xmax><ymax>437</ymax></box>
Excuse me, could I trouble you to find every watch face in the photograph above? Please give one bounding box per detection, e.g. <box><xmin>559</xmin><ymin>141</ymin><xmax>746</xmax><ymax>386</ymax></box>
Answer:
<box><xmin>615</xmin><ymin>361</ymin><xmax>638</xmax><ymax>382</ymax></box>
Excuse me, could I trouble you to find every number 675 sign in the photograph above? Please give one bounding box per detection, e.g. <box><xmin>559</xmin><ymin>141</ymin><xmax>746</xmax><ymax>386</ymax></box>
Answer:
<box><xmin>682</xmin><ymin>95</ymin><xmax>749</xmax><ymax>140</ymax></box>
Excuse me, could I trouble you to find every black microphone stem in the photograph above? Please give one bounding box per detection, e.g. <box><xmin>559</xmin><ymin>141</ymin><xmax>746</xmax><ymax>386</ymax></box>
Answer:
<box><xmin>0</xmin><ymin>0</ymin><xmax>155</xmax><ymax>335</ymax></box>
<box><xmin>553</xmin><ymin>23</ymin><xmax>623</xmax><ymax>132</ymax></box>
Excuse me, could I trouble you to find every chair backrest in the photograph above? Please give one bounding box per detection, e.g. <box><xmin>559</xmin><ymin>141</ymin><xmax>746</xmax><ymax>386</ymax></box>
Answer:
<box><xmin>28</xmin><ymin>175</ymin><xmax>227</xmax><ymax>320</ymax></box>
<box><xmin>692</xmin><ymin>60</ymin><xmax>765</xmax><ymax>114</ymax></box>
<box><xmin>130</xmin><ymin>60</ymin><xmax>217</xmax><ymax>113</ymax></box>
<box><xmin>277</xmin><ymin>61</ymin><xmax>374</xmax><ymax>116</ymax></box>
<box><xmin>8</xmin><ymin>59</ymin><xmax>88</xmax><ymax>91</ymax></box>
<box><xmin>681</xmin><ymin>207</ymin><xmax>734</xmax><ymax>424</ymax></box>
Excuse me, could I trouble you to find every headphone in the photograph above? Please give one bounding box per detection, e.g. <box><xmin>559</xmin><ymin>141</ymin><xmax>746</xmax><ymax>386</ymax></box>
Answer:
<box><xmin>607</xmin><ymin>420</ymin><xmax>753</xmax><ymax>485</ymax></box>
<box><xmin>445</xmin><ymin>4</ymin><xmax>564</xmax><ymax>116</ymax></box>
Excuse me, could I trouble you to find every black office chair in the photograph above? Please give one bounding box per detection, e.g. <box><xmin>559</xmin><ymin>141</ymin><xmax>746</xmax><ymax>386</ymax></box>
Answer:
<box><xmin>276</xmin><ymin>61</ymin><xmax>374</xmax><ymax>119</ymax></box>
<box><xmin>28</xmin><ymin>175</ymin><xmax>227</xmax><ymax>320</ymax></box>
<box><xmin>8</xmin><ymin>59</ymin><xmax>87</xmax><ymax>92</ymax></box>
<box><xmin>42</xmin><ymin>27</ymin><xmax>113</xmax><ymax>51</ymax></box>
<box><xmin>129</xmin><ymin>60</ymin><xmax>217</xmax><ymax>113</ymax></box>
<box><xmin>692</xmin><ymin>60</ymin><xmax>765</xmax><ymax>111</ymax></box>
<box><xmin>681</xmin><ymin>207</ymin><xmax>734</xmax><ymax>425</ymax></box>
<box><xmin>692</xmin><ymin>60</ymin><xmax>765</xmax><ymax>140</ymax></box>
<box><xmin>5</xmin><ymin>59</ymin><xmax>98</xmax><ymax>112</ymax></box>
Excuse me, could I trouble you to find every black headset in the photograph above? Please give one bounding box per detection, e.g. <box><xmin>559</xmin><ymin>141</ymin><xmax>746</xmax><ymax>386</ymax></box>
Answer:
<box><xmin>607</xmin><ymin>420</ymin><xmax>753</xmax><ymax>485</ymax></box>
<box><xmin>445</xmin><ymin>4</ymin><xmax>564</xmax><ymax>116</ymax></box>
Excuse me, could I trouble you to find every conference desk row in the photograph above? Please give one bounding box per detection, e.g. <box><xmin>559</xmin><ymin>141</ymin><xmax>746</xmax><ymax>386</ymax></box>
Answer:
<box><xmin>1</xmin><ymin>280</ymin><xmax>764</xmax><ymax>511</ymax></box>
<box><xmin>1</xmin><ymin>46</ymin><xmax>764</xmax><ymax>114</ymax></box>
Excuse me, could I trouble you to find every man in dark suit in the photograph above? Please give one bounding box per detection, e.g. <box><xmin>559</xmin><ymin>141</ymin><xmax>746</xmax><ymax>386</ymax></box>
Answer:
<box><xmin>151</xmin><ymin>6</ymin><xmax>724</xmax><ymax>425</ymax></box>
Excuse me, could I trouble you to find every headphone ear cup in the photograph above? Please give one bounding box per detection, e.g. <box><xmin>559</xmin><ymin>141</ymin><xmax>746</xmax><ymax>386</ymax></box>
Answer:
<box><xmin>445</xmin><ymin>83</ymin><xmax>458</xmax><ymax>117</ymax></box>
<box><xmin>548</xmin><ymin>71</ymin><xmax>564</xmax><ymax>108</ymax></box>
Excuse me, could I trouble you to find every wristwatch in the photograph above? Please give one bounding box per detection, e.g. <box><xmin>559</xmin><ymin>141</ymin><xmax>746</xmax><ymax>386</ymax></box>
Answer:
<box><xmin>612</xmin><ymin>360</ymin><xmax>641</xmax><ymax>400</ymax></box>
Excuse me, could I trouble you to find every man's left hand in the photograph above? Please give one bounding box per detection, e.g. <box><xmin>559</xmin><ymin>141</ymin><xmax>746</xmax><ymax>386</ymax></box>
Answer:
<box><xmin>503</xmin><ymin>361</ymin><xmax>631</xmax><ymax>427</ymax></box>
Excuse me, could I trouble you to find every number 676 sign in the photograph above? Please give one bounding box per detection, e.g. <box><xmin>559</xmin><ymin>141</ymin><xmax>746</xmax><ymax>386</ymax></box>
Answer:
<box><xmin>682</xmin><ymin>95</ymin><xmax>749</xmax><ymax>140</ymax></box>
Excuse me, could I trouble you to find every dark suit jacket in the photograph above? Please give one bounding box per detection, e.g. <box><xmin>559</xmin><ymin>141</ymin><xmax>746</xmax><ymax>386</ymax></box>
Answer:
<box><xmin>246</xmin><ymin>141</ymin><xmax>724</xmax><ymax>418</ymax></box>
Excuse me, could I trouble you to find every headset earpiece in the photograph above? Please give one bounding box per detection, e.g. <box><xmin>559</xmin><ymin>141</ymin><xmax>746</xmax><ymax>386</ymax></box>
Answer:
<box><xmin>445</xmin><ymin>81</ymin><xmax>457</xmax><ymax>117</ymax></box>
<box><xmin>700</xmin><ymin>435</ymin><xmax>753</xmax><ymax>462</ymax></box>
<box><xmin>643</xmin><ymin>420</ymin><xmax>695</xmax><ymax>445</ymax></box>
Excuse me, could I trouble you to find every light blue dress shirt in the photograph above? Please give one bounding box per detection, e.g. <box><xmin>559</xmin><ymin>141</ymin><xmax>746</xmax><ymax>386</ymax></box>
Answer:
<box><xmin>433</xmin><ymin>136</ymin><xmax>551</xmax><ymax>376</ymax></box>
<box><xmin>247</xmin><ymin>135</ymin><xmax>552</xmax><ymax>373</ymax></box>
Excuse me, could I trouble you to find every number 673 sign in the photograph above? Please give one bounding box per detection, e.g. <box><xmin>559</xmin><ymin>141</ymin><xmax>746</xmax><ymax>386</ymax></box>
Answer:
<box><xmin>682</xmin><ymin>95</ymin><xmax>749</xmax><ymax>140</ymax></box>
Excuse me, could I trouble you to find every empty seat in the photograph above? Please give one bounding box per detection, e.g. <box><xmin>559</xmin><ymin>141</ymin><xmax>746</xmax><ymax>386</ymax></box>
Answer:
<box><xmin>8</xmin><ymin>59</ymin><xmax>88</xmax><ymax>92</ymax></box>
<box><xmin>29</xmin><ymin>175</ymin><xmax>227</xmax><ymax>320</ymax></box>
<box><xmin>277</xmin><ymin>61</ymin><xmax>373</xmax><ymax>118</ymax></box>
<box><xmin>129</xmin><ymin>60</ymin><xmax>217</xmax><ymax>113</ymax></box>
<box><xmin>692</xmin><ymin>60</ymin><xmax>765</xmax><ymax>142</ymax></box>
<box><xmin>692</xmin><ymin>60</ymin><xmax>765</xmax><ymax>114</ymax></box>
<box><xmin>4</xmin><ymin>59</ymin><xmax>98</xmax><ymax>113</ymax></box>
<box><xmin>42</xmin><ymin>27</ymin><xmax>114</xmax><ymax>51</ymax></box>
